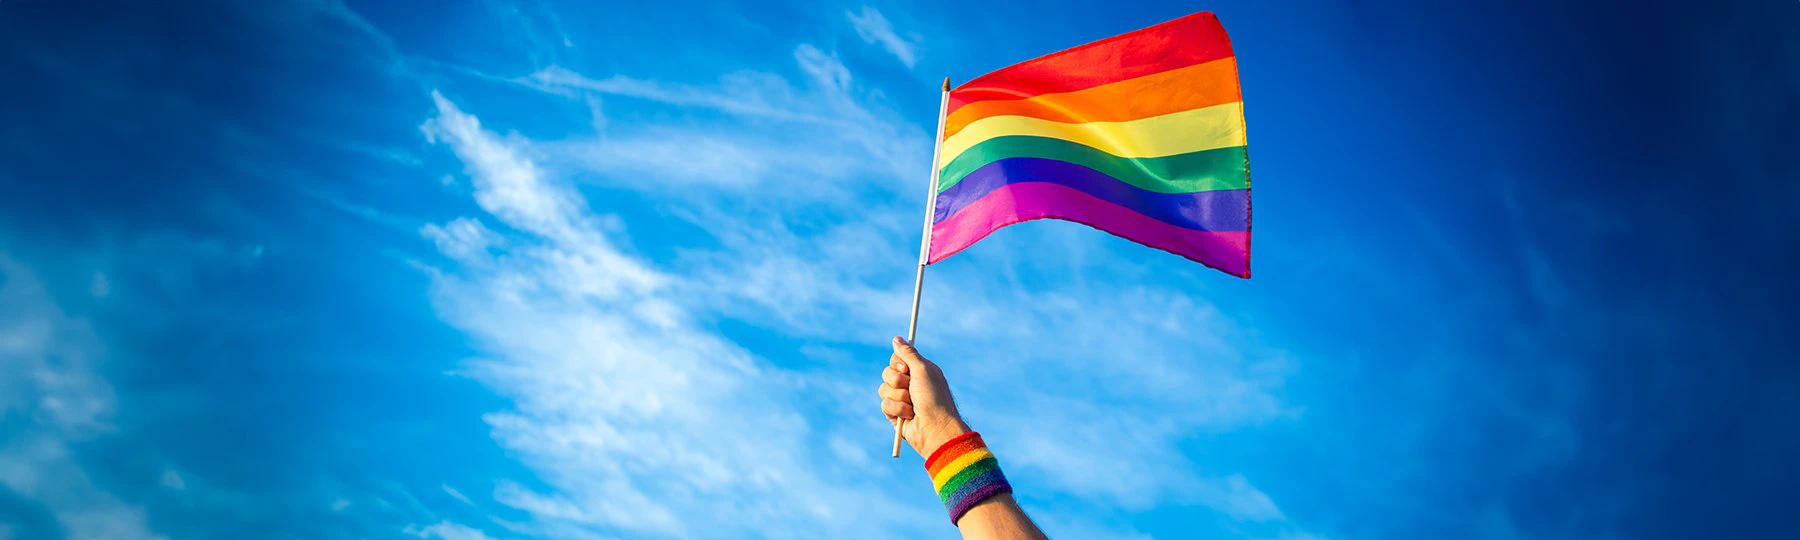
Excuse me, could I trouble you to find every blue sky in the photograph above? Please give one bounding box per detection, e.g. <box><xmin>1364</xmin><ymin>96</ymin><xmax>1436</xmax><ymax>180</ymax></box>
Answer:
<box><xmin>1</xmin><ymin>0</ymin><xmax>1796</xmax><ymax>538</ymax></box>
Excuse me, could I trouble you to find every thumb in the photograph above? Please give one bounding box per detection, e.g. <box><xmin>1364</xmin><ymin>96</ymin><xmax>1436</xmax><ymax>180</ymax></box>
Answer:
<box><xmin>892</xmin><ymin>336</ymin><xmax>927</xmax><ymax>373</ymax></box>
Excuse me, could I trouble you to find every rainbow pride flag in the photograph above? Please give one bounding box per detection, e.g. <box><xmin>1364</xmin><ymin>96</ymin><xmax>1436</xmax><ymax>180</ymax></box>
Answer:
<box><xmin>927</xmin><ymin>12</ymin><xmax>1250</xmax><ymax>277</ymax></box>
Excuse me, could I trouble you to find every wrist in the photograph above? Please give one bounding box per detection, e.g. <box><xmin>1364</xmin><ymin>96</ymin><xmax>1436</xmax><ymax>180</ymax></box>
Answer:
<box><xmin>923</xmin><ymin>431</ymin><xmax>1013</xmax><ymax>526</ymax></box>
<box><xmin>920</xmin><ymin>417</ymin><xmax>972</xmax><ymax>457</ymax></box>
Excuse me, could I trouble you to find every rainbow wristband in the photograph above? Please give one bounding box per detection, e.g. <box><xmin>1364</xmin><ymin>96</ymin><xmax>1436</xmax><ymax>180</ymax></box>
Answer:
<box><xmin>925</xmin><ymin>432</ymin><xmax>1013</xmax><ymax>525</ymax></box>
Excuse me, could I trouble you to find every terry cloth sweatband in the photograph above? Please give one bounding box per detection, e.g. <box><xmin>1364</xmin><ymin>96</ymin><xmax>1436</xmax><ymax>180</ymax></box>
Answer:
<box><xmin>925</xmin><ymin>431</ymin><xmax>1013</xmax><ymax>525</ymax></box>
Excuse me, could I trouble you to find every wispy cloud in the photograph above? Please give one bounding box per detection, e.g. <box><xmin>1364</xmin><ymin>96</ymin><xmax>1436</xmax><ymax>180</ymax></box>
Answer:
<box><xmin>441</xmin><ymin>484</ymin><xmax>475</xmax><ymax>507</ymax></box>
<box><xmin>929</xmin><ymin>284</ymin><xmax>1298</xmax><ymax>516</ymax></box>
<box><xmin>160</xmin><ymin>469</ymin><xmax>186</xmax><ymax>491</ymax></box>
<box><xmin>418</xmin><ymin>90</ymin><xmax>935</xmax><ymax>537</ymax></box>
<box><xmin>0</xmin><ymin>256</ymin><xmax>161</xmax><ymax>540</ymax></box>
<box><xmin>846</xmin><ymin>6</ymin><xmax>920</xmax><ymax>68</ymax></box>
<box><xmin>521</xmin><ymin>46</ymin><xmax>926</xmax><ymax>197</ymax></box>
<box><xmin>406</xmin><ymin>521</ymin><xmax>498</xmax><ymax>540</ymax></box>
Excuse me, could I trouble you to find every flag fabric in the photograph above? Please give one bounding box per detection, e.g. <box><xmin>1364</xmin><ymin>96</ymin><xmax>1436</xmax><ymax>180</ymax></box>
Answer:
<box><xmin>927</xmin><ymin>12</ymin><xmax>1251</xmax><ymax>277</ymax></box>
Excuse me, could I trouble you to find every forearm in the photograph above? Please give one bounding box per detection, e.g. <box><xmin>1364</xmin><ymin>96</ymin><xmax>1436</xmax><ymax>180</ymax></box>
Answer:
<box><xmin>924</xmin><ymin>432</ymin><xmax>1046</xmax><ymax>539</ymax></box>
<box><xmin>956</xmin><ymin>493</ymin><xmax>1047</xmax><ymax>540</ymax></box>
<box><xmin>878</xmin><ymin>340</ymin><xmax>1045</xmax><ymax>539</ymax></box>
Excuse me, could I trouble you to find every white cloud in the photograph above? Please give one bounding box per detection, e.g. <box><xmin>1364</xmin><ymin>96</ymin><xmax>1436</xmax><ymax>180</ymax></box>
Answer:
<box><xmin>920</xmin><ymin>285</ymin><xmax>1297</xmax><ymax>513</ymax></box>
<box><xmin>160</xmin><ymin>469</ymin><xmax>186</xmax><ymax>491</ymax></box>
<box><xmin>406</xmin><ymin>521</ymin><xmax>497</xmax><ymax>540</ymax></box>
<box><xmin>442</xmin><ymin>483</ymin><xmax>475</xmax><ymax>506</ymax></box>
<box><xmin>89</xmin><ymin>272</ymin><xmax>111</xmax><ymax>299</ymax></box>
<box><xmin>526</xmin><ymin>66</ymin><xmax>832</xmax><ymax>124</ymax></box>
<box><xmin>1206</xmin><ymin>474</ymin><xmax>1285</xmax><ymax>522</ymax></box>
<box><xmin>846</xmin><ymin>6</ymin><xmax>919</xmax><ymax>68</ymax></box>
<box><xmin>419</xmin><ymin>91</ymin><xmax>935</xmax><ymax>538</ymax></box>
<box><xmin>521</xmin><ymin>50</ymin><xmax>926</xmax><ymax>198</ymax></box>
<box><xmin>0</xmin><ymin>256</ymin><xmax>162</xmax><ymax>540</ymax></box>
<box><xmin>421</xmin><ymin>217</ymin><xmax>501</xmax><ymax>261</ymax></box>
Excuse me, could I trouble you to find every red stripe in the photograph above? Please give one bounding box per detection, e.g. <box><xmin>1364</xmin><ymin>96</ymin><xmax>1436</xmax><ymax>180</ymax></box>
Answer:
<box><xmin>947</xmin><ymin>12</ymin><xmax>1235</xmax><ymax>117</ymax></box>
<box><xmin>925</xmin><ymin>432</ymin><xmax>984</xmax><ymax>473</ymax></box>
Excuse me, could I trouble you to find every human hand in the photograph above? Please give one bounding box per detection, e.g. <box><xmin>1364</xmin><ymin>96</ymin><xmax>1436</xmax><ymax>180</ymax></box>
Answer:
<box><xmin>880</xmin><ymin>336</ymin><xmax>972</xmax><ymax>457</ymax></box>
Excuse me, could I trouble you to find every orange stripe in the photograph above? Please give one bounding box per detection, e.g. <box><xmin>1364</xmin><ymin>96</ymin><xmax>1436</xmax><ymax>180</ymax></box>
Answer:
<box><xmin>945</xmin><ymin>57</ymin><xmax>1240</xmax><ymax>140</ymax></box>
<box><xmin>926</xmin><ymin>438</ymin><xmax>986</xmax><ymax>476</ymax></box>
<box><xmin>925</xmin><ymin>432</ymin><xmax>982</xmax><ymax>470</ymax></box>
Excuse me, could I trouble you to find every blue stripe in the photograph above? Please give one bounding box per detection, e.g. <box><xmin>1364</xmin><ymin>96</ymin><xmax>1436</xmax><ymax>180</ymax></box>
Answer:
<box><xmin>942</xmin><ymin>469</ymin><xmax>1008</xmax><ymax>510</ymax></box>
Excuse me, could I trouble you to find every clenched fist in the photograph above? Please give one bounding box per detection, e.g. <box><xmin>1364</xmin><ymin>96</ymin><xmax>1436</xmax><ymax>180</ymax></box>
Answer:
<box><xmin>880</xmin><ymin>336</ymin><xmax>972</xmax><ymax>457</ymax></box>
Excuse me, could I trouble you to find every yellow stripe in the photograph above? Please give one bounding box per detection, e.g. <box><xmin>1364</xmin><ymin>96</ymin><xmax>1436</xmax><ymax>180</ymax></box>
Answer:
<box><xmin>931</xmin><ymin>449</ymin><xmax>994</xmax><ymax>490</ymax></box>
<box><xmin>939</xmin><ymin>102</ymin><xmax>1246</xmax><ymax>169</ymax></box>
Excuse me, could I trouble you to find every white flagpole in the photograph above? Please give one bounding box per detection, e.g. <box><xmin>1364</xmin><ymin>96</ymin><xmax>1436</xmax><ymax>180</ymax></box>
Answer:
<box><xmin>894</xmin><ymin>78</ymin><xmax>952</xmax><ymax>458</ymax></box>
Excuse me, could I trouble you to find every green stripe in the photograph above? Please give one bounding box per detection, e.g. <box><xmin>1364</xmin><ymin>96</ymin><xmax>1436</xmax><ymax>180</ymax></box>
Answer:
<box><xmin>938</xmin><ymin>136</ymin><xmax>1247</xmax><ymax>194</ymax></box>
<box><xmin>936</xmin><ymin>457</ymin><xmax>1000</xmax><ymax>501</ymax></box>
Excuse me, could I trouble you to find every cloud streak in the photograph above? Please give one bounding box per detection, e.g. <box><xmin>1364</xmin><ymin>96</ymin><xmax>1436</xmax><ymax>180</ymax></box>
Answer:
<box><xmin>0</xmin><ymin>256</ymin><xmax>162</xmax><ymax>540</ymax></box>
<box><xmin>847</xmin><ymin>6</ymin><xmax>920</xmax><ymax>68</ymax></box>
<box><xmin>418</xmin><ymin>89</ymin><xmax>937</xmax><ymax>537</ymax></box>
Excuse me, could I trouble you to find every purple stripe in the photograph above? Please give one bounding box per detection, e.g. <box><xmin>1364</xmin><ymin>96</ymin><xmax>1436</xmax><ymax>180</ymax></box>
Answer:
<box><xmin>929</xmin><ymin>182</ymin><xmax>1250</xmax><ymax>277</ymax></box>
<box><xmin>947</xmin><ymin>479</ymin><xmax>1013</xmax><ymax>525</ymax></box>
<box><xmin>943</xmin><ymin>469</ymin><xmax>1006</xmax><ymax>505</ymax></box>
<box><xmin>934</xmin><ymin>157</ymin><xmax>1248</xmax><ymax>232</ymax></box>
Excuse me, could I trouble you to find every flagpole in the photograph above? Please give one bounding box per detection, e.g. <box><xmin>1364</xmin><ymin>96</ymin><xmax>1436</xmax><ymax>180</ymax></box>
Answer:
<box><xmin>894</xmin><ymin>77</ymin><xmax>952</xmax><ymax>458</ymax></box>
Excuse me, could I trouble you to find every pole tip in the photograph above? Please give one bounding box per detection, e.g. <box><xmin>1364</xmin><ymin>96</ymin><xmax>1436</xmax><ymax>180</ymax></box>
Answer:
<box><xmin>942</xmin><ymin>77</ymin><xmax>951</xmax><ymax>91</ymax></box>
